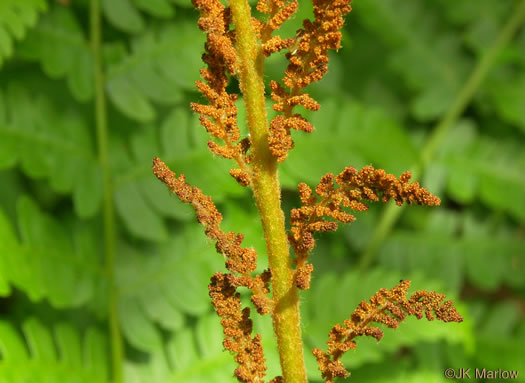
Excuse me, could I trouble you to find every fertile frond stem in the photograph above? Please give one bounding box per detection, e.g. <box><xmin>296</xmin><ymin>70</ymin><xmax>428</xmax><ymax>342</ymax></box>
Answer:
<box><xmin>359</xmin><ymin>0</ymin><xmax>525</xmax><ymax>271</ymax></box>
<box><xmin>229</xmin><ymin>0</ymin><xmax>308</xmax><ymax>381</ymax></box>
<box><xmin>90</xmin><ymin>1</ymin><xmax>124</xmax><ymax>382</ymax></box>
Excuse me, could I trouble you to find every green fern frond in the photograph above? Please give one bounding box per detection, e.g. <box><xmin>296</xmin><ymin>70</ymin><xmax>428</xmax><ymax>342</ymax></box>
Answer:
<box><xmin>377</xmin><ymin>211</ymin><xmax>525</xmax><ymax>291</ymax></box>
<box><xmin>101</xmin><ymin>0</ymin><xmax>175</xmax><ymax>34</ymax></box>
<box><xmin>16</xmin><ymin>6</ymin><xmax>93</xmax><ymax>102</ymax></box>
<box><xmin>117</xmin><ymin>225</ymin><xmax>224</xmax><ymax>344</ymax></box>
<box><xmin>0</xmin><ymin>318</ymin><xmax>109</xmax><ymax>383</ymax></box>
<box><xmin>0</xmin><ymin>0</ymin><xmax>47</xmax><ymax>69</ymax></box>
<box><xmin>106</xmin><ymin>23</ymin><xmax>203</xmax><ymax>122</ymax></box>
<box><xmin>357</xmin><ymin>0</ymin><xmax>470</xmax><ymax>121</ymax></box>
<box><xmin>125</xmin><ymin>314</ymin><xmax>236</xmax><ymax>383</ymax></box>
<box><xmin>0</xmin><ymin>198</ymin><xmax>102</xmax><ymax>307</ymax></box>
<box><xmin>0</xmin><ymin>84</ymin><xmax>102</xmax><ymax>217</ymax></box>
<box><xmin>428</xmin><ymin>120</ymin><xmax>525</xmax><ymax>220</ymax></box>
<box><xmin>484</xmin><ymin>71</ymin><xmax>525</xmax><ymax>134</ymax></box>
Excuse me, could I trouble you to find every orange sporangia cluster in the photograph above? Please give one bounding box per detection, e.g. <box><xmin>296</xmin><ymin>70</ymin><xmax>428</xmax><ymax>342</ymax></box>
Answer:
<box><xmin>191</xmin><ymin>0</ymin><xmax>252</xmax><ymax>187</ymax></box>
<box><xmin>313</xmin><ymin>280</ymin><xmax>463</xmax><ymax>383</ymax></box>
<box><xmin>267</xmin><ymin>0</ymin><xmax>353</xmax><ymax>161</ymax></box>
<box><xmin>153</xmin><ymin>158</ymin><xmax>272</xmax><ymax>382</ymax></box>
<box><xmin>257</xmin><ymin>0</ymin><xmax>297</xmax><ymax>56</ymax></box>
<box><xmin>289</xmin><ymin>166</ymin><xmax>440</xmax><ymax>290</ymax></box>
<box><xmin>153</xmin><ymin>157</ymin><xmax>258</xmax><ymax>274</ymax></box>
<box><xmin>230</xmin><ymin>168</ymin><xmax>252</xmax><ymax>187</ymax></box>
<box><xmin>209</xmin><ymin>273</ymin><xmax>267</xmax><ymax>382</ymax></box>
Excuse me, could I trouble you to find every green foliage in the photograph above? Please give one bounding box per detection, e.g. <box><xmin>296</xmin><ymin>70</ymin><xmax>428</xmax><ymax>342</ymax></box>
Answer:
<box><xmin>0</xmin><ymin>0</ymin><xmax>47</xmax><ymax>68</ymax></box>
<box><xmin>0</xmin><ymin>0</ymin><xmax>524</xmax><ymax>382</ymax></box>
<box><xmin>378</xmin><ymin>212</ymin><xmax>525</xmax><ymax>291</ymax></box>
<box><xmin>101</xmin><ymin>0</ymin><xmax>176</xmax><ymax>34</ymax></box>
<box><xmin>0</xmin><ymin>318</ymin><xmax>109</xmax><ymax>383</ymax></box>
<box><xmin>0</xmin><ymin>197</ymin><xmax>100</xmax><ymax>306</ymax></box>
<box><xmin>124</xmin><ymin>314</ymin><xmax>237</xmax><ymax>383</ymax></box>
<box><xmin>0</xmin><ymin>84</ymin><xmax>103</xmax><ymax>217</ymax></box>
<box><xmin>106</xmin><ymin>23</ymin><xmax>203</xmax><ymax>122</ymax></box>
<box><xmin>16</xmin><ymin>6</ymin><xmax>94</xmax><ymax>102</ymax></box>
<box><xmin>475</xmin><ymin>301</ymin><xmax>525</xmax><ymax>373</ymax></box>
<box><xmin>432</xmin><ymin>120</ymin><xmax>525</xmax><ymax>220</ymax></box>
<box><xmin>356</xmin><ymin>0</ymin><xmax>471</xmax><ymax>121</ymax></box>
<box><xmin>116</xmin><ymin>225</ymin><xmax>225</xmax><ymax>335</ymax></box>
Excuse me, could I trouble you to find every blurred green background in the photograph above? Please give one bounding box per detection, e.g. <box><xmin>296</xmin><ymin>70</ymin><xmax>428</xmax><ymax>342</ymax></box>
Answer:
<box><xmin>0</xmin><ymin>0</ymin><xmax>524</xmax><ymax>382</ymax></box>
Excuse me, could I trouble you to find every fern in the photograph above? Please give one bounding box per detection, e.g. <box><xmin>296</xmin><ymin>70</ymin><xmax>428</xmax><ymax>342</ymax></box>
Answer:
<box><xmin>426</xmin><ymin>119</ymin><xmax>525</xmax><ymax>220</ymax></box>
<box><xmin>483</xmin><ymin>69</ymin><xmax>525</xmax><ymax>134</ymax></box>
<box><xmin>437</xmin><ymin>0</ymin><xmax>513</xmax><ymax>54</ymax></box>
<box><xmin>0</xmin><ymin>84</ymin><xmax>102</xmax><ymax>217</ymax></box>
<box><xmin>0</xmin><ymin>198</ymin><xmax>101</xmax><ymax>307</ymax></box>
<box><xmin>0</xmin><ymin>318</ymin><xmax>109</xmax><ymax>383</ymax></box>
<box><xmin>132</xmin><ymin>0</ymin><xmax>175</xmax><ymax>19</ymax></box>
<box><xmin>116</xmin><ymin>225</ymin><xmax>224</xmax><ymax>340</ymax></box>
<box><xmin>101</xmin><ymin>0</ymin><xmax>176</xmax><ymax>34</ymax></box>
<box><xmin>102</xmin><ymin>0</ymin><xmax>145</xmax><ymax>34</ymax></box>
<box><xmin>124</xmin><ymin>314</ymin><xmax>237</xmax><ymax>383</ymax></box>
<box><xmin>106</xmin><ymin>23</ymin><xmax>203</xmax><ymax>122</ymax></box>
<box><xmin>123</xmin><ymin>313</ymin><xmax>289</xmax><ymax>383</ymax></box>
<box><xmin>378</xmin><ymin>212</ymin><xmax>525</xmax><ymax>290</ymax></box>
<box><xmin>0</xmin><ymin>0</ymin><xmax>47</xmax><ymax>68</ymax></box>
<box><xmin>16</xmin><ymin>6</ymin><xmax>93</xmax><ymax>102</ymax></box>
<box><xmin>356</xmin><ymin>0</ymin><xmax>470</xmax><ymax>121</ymax></box>
<box><xmin>475</xmin><ymin>301</ymin><xmax>525</xmax><ymax>379</ymax></box>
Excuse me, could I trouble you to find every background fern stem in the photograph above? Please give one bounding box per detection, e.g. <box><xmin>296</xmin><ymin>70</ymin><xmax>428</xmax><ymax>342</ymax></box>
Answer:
<box><xmin>358</xmin><ymin>0</ymin><xmax>525</xmax><ymax>272</ymax></box>
<box><xmin>229</xmin><ymin>0</ymin><xmax>308</xmax><ymax>381</ymax></box>
<box><xmin>90</xmin><ymin>1</ymin><xmax>124</xmax><ymax>382</ymax></box>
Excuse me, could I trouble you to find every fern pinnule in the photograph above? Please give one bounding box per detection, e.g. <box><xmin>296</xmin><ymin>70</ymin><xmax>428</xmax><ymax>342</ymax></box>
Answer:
<box><xmin>313</xmin><ymin>280</ymin><xmax>463</xmax><ymax>383</ymax></box>
<box><xmin>290</xmin><ymin>165</ymin><xmax>441</xmax><ymax>290</ymax></box>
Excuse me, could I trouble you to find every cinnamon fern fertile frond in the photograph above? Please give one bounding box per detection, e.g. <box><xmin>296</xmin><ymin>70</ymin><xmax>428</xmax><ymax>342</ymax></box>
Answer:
<box><xmin>153</xmin><ymin>0</ymin><xmax>462</xmax><ymax>380</ymax></box>
<box><xmin>290</xmin><ymin>166</ymin><xmax>440</xmax><ymax>289</ymax></box>
<box><xmin>313</xmin><ymin>280</ymin><xmax>463</xmax><ymax>383</ymax></box>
